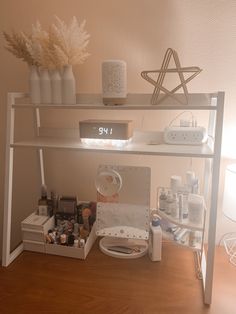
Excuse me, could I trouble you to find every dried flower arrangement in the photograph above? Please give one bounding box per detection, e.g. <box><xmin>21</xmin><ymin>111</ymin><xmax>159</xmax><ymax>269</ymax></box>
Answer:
<box><xmin>3</xmin><ymin>16</ymin><xmax>90</xmax><ymax>69</ymax></box>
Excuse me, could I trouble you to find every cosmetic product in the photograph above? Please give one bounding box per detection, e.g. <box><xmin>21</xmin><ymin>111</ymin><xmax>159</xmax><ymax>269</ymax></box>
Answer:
<box><xmin>79</xmin><ymin>238</ymin><xmax>85</xmax><ymax>248</ymax></box>
<box><xmin>178</xmin><ymin>186</ymin><xmax>189</xmax><ymax>218</ymax></box>
<box><xmin>189</xmin><ymin>230</ymin><xmax>197</xmax><ymax>247</ymax></box>
<box><xmin>148</xmin><ymin>214</ymin><xmax>162</xmax><ymax>261</ymax></box>
<box><xmin>170</xmin><ymin>175</ymin><xmax>182</xmax><ymax>193</ymax></box>
<box><xmin>186</xmin><ymin>171</ymin><xmax>195</xmax><ymax>187</ymax></box>
<box><xmin>178</xmin><ymin>194</ymin><xmax>184</xmax><ymax>223</ymax></box>
<box><xmin>38</xmin><ymin>184</ymin><xmax>48</xmax><ymax>216</ymax></box>
<box><xmin>174</xmin><ymin>228</ymin><xmax>188</xmax><ymax>241</ymax></box>
<box><xmin>51</xmin><ymin>190</ymin><xmax>58</xmax><ymax>214</ymax></box>
<box><xmin>192</xmin><ymin>178</ymin><xmax>200</xmax><ymax>194</ymax></box>
<box><xmin>186</xmin><ymin>171</ymin><xmax>200</xmax><ymax>194</ymax></box>
<box><xmin>159</xmin><ymin>188</ymin><xmax>167</xmax><ymax>211</ymax></box>
<box><xmin>180</xmin><ymin>230</ymin><xmax>189</xmax><ymax>244</ymax></box>
<box><xmin>188</xmin><ymin>194</ymin><xmax>204</xmax><ymax>225</ymax></box>
<box><xmin>73</xmin><ymin>239</ymin><xmax>79</xmax><ymax>248</ymax></box>
<box><xmin>73</xmin><ymin>222</ymin><xmax>79</xmax><ymax>236</ymax></box>
<box><xmin>80</xmin><ymin>226</ymin><xmax>89</xmax><ymax>240</ymax></box>
<box><xmin>67</xmin><ymin>232</ymin><xmax>75</xmax><ymax>246</ymax></box>
<box><xmin>171</xmin><ymin>193</ymin><xmax>179</xmax><ymax>219</ymax></box>
<box><xmin>166</xmin><ymin>190</ymin><xmax>173</xmax><ymax>215</ymax></box>
<box><xmin>60</xmin><ymin>233</ymin><xmax>67</xmax><ymax>245</ymax></box>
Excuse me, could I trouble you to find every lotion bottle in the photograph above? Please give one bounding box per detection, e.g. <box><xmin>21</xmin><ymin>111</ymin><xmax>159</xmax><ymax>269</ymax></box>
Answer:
<box><xmin>149</xmin><ymin>214</ymin><xmax>162</xmax><ymax>262</ymax></box>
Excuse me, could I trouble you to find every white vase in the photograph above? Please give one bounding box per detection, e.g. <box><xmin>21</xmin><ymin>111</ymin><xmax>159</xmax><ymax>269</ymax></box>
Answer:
<box><xmin>62</xmin><ymin>65</ymin><xmax>76</xmax><ymax>104</ymax></box>
<box><xmin>40</xmin><ymin>68</ymin><xmax>51</xmax><ymax>104</ymax></box>
<box><xmin>51</xmin><ymin>69</ymin><xmax>62</xmax><ymax>104</ymax></box>
<box><xmin>29</xmin><ymin>65</ymin><xmax>40</xmax><ymax>104</ymax></box>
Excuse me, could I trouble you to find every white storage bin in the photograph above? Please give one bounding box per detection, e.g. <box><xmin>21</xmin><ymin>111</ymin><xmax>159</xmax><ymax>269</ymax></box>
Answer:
<box><xmin>45</xmin><ymin>222</ymin><xmax>97</xmax><ymax>260</ymax></box>
<box><xmin>23</xmin><ymin>240</ymin><xmax>45</xmax><ymax>253</ymax></box>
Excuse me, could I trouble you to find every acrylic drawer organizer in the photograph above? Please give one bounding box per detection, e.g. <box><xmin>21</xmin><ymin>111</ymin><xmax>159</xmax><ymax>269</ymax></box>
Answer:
<box><xmin>21</xmin><ymin>212</ymin><xmax>55</xmax><ymax>253</ymax></box>
<box><xmin>21</xmin><ymin>212</ymin><xmax>97</xmax><ymax>260</ymax></box>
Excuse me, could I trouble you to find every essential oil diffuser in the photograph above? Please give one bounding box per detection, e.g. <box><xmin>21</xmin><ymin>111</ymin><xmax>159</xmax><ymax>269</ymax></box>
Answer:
<box><xmin>102</xmin><ymin>60</ymin><xmax>127</xmax><ymax>105</ymax></box>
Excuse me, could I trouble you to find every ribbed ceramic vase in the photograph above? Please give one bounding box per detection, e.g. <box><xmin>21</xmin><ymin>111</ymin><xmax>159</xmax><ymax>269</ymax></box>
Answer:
<box><xmin>40</xmin><ymin>68</ymin><xmax>52</xmax><ymax>104</ymax></box>
<box><xmin>51</xmin><ymin>69</ymin><xmax>62</xmax><ymax>104</ymax></box>
<box><xmin>29</xmin><ymin>65</ymin><xmax>41</xmax><ymax>104</ymax></box>
<box><xmin>62</xmin><ymin>65</ymin><xmax>76</xmax><ymax>104</ymax></box>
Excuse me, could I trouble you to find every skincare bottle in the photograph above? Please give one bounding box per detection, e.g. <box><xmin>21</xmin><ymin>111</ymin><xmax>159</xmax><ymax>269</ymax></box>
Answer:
<box><xmin>159</xmin><ymin>188</ymin><xmax>167</xmax><ymax>211</ymax></box>
<box><xmin>178</xmin><ymin>194</ymin><xmax>184</xmax><ymax>223</ymax></box>
<box><xmin>170</xmin><ymin>175</ymin><xmax>182</xmax><ymax>193</ymax></box>
<box><xmin>171</xmin><ymin>193</ymin><xmax>179</xmax><ymax>219</ymax></box>
<box><xmin>149</xmin><ymin>214</ymin><xmax>162</xmax><ymax>262</ymax></box>
<box><xmin>166</xmin><ymin>191</ymin><xmax>173</xmax><ymax>215</ymax></box>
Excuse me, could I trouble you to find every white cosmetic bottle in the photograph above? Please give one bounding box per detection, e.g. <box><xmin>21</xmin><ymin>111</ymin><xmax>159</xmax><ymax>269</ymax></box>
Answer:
<box><xmin>149</xmin><ymin>214</ymin><xmax>162</xmax><ymax>262</ymax></box>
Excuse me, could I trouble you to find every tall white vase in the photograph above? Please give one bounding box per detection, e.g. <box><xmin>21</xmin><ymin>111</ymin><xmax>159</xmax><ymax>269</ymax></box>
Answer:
<box><xmin>62</xmin><ymin>65</ymin><xmax>76</xmax><ymax>104</ymax></box>
<box><xmin>40</xmin><ymin>68</ymin><xmax>51</xmax><ymax>104</ymax></box>
<box><xmin>29</xmin><ymin>65</ymin><xmax>40</xmax><ymax>104</ymax></box>
<box><xmin>51</xmin><ymin>69</ymin><xmax>62</xmax><ymax>104</ymax></box>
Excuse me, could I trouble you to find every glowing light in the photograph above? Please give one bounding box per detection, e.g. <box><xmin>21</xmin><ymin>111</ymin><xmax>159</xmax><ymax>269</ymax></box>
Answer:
<box><xmin>81</xmin><ymin>138</ymin><xmax>132</xmax><ymax>148</ymax></box>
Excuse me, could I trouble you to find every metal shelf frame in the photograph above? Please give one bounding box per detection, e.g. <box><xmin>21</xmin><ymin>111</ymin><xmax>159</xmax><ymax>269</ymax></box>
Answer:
<box><xmin>2</xmin><ymin>92</ymin><xmax>224</xmax><ymax>305</ymax></box>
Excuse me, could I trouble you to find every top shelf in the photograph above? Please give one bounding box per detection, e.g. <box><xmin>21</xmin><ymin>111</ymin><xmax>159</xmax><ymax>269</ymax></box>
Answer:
<box><xmin>11</xmin><ymin>93</ymin><xmax>219</xmax><ymax>110</ymax></box>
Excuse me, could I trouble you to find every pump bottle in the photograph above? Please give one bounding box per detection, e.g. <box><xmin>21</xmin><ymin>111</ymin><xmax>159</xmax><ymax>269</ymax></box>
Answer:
<box><xmin>149</xmin><ymin>214</ymin><xmax>162</xmax><ymax>262</ymax></box>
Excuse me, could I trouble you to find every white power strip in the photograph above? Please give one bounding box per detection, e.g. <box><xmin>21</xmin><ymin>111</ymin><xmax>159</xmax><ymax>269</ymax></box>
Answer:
<box><xmin>164</xmin><ymin>126</ymin><xmax>208</xmax><ymax>145</ymax></box>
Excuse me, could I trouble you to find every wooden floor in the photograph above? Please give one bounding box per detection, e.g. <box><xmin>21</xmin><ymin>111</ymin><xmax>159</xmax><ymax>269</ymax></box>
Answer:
<box><xmin>0</xmin><ymin>241</ymin><xmax>235</xmax><ymax>314</ymax></box>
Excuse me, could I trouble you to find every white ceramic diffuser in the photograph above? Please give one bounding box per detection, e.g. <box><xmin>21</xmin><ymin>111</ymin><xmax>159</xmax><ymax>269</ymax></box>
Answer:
<box><xmin>102</xmin><ymin>60</ymin><xmax>127</xmax><ymax>105</ymax></box>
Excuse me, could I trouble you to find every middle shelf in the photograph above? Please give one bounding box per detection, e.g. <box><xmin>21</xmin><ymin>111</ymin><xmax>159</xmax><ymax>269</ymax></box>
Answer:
<box><xmin>11</xmin><ymin>137</ymin><xmax>214</xmax><ymax>157</ymax></box>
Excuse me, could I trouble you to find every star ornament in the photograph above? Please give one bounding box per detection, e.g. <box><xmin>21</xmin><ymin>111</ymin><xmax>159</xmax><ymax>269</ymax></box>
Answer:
<box><xmin>141</xmin><ymin>48</ymin><xmax>202</xmax><ymax>105</ymax></box>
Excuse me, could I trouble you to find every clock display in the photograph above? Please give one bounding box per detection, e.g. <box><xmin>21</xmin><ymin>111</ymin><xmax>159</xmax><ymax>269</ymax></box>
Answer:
<box><xmin>79</xmin><ymin>119</ymin><xmax>133</xmax><ymax>140</ymax></box>
<box><xmin>98</xmin><ymin>127</ymin><xmax>113</xmax><ymax>136</ymax></box>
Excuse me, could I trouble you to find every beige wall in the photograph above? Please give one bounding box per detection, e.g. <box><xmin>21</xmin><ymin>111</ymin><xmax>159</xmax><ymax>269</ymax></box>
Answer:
<box><xmin>1</xmin><ymin>0</ymin><xmax>236</xmax><ymax>259</ymax></box>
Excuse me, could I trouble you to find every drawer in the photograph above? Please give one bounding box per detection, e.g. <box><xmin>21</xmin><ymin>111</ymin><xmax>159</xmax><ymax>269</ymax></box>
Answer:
<box><xmin>23</xmin><ymin>240</ymin><xmax>45</xmax><ymax>253</ymax></box>
<box><xmin>22</xmin><ymin>228</ymin><xmax>45</xmax><ymax>242</ymax></box>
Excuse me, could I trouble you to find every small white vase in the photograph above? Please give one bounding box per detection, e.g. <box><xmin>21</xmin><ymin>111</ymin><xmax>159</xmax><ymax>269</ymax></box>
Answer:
<box><xmin>51</xmin><ymin>69</ymin><xmax>62</xmax><ymax>104</ymax></box>
<box><xmin>40</xmin><ymin>68</ymin><xmax>51</xmax><ymax>104</ymax></box>
<box><xmin>29</xmin><ymin>65</ymin><xmax>40</xmax><ymax>104</ymax></box>
<box><xmin>62</xmin><ymin>65</ymin><xmax>76</xmax><ymax>104</ymax></box>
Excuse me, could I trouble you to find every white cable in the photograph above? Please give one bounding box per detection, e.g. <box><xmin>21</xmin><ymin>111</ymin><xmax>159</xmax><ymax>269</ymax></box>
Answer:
<box><xmin>168</xmin><ymin>110</ymin><xmax>194</xmax><ymax>127</ymax></box>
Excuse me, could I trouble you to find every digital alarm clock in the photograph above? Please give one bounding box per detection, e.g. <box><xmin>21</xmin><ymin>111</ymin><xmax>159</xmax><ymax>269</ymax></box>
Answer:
<box><xmin>79</xmin><ymin>120</ymin><xmax>133</xmax><ymax>141</ymax></box>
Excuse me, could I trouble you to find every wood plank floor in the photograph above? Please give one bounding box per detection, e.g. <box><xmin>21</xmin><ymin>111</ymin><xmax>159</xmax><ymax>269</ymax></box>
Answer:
<box><xmin>0</xmin><ymin>241</ymin><xmax>235</xmax><ymax>314</ymax></box>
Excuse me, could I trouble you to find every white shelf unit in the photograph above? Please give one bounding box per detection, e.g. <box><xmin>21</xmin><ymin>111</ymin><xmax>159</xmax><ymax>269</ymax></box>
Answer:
<box><xmin>2</xmin><ymin>92</ymin><xmax>224</xmax><ymax>306</ymax></box>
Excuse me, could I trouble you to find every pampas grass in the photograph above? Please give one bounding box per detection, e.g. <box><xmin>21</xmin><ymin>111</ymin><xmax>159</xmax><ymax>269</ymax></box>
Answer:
<box><xmin>3</xmin><ymin>30</ymin><xmax>37</xmax><ymax>66</ymax></box>
<box><xmin>3</xmin><ymin>16</ymin><xmax>90</xmax><ymax>69</ymax></box>
<box><xmin>50</xmin><ymin>16</ymin><xmax>90</xmax><ymax>66</ymax></box>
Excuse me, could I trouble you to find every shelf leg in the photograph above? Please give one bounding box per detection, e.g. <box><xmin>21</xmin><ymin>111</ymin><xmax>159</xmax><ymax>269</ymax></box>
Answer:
<box><xmin>2</xmin><ymin>94</ymin><xmax>15</xmax><ymax>266</ymax></box>
<box><xmin>35</xmin><ymin>108</ymin><xmax>45</xmax><ymax>185</ymax></box>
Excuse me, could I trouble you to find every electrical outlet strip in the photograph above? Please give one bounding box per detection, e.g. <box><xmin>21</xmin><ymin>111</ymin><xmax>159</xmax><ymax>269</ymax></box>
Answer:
<box><xmin>164</xmin><ymin>126</ymin><xmax>208</xmax><ymax>145</ymax></box>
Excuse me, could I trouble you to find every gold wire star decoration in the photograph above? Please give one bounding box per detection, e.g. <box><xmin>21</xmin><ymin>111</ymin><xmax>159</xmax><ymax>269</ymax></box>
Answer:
<box><xmin>141</xmin><ymin>48</ymin><xmax>202</xmax><ymax>105</ymax></box>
